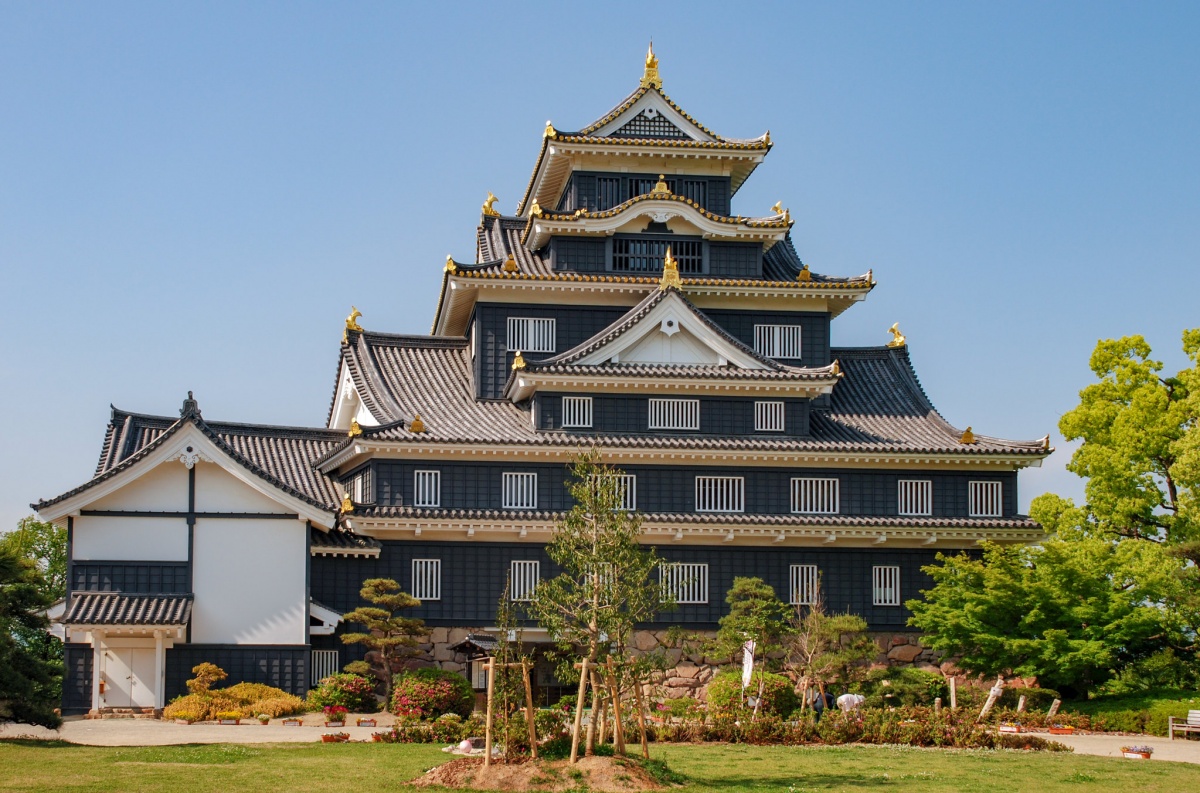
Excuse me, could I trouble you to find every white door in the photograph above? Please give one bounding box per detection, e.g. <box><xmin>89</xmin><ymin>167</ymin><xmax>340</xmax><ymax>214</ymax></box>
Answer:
<box><xmin>106</xmin><ymin>649</ymin><xmax>157</xmax><ymax>708</ymax></box>
<box><xmin>129</xmin><ymin>649</ymin><xmax>157</xmax><ymax>708</ymax></box>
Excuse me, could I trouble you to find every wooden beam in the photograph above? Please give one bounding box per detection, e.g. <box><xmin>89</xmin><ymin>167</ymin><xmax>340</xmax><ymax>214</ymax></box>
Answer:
<box><xmin>522</xmin><ymin>660</ymin><xmax>538</xmax><ymax>761</ymax></box>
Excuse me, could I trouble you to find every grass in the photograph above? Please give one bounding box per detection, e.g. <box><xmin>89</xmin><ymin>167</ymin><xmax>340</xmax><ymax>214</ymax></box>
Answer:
<box><xmin>0</xmin><ymin>740</ymin><xmax>1198</xmax><ymax>792</ymax></box>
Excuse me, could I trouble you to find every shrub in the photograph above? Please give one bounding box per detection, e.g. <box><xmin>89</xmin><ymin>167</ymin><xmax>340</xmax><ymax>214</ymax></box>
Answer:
<box><xmin>307</xmin><ymin>672</ymin><xmax>377</xmax><ymax>713</ymax></box>
<box><xmin>707</xmin><ymin>669</ymin><xmax>798</xmax><ymax>718</ymax></box>
<box><xmin>391</xmin><ymin>667</ymin><xmax>474</xmax><ymax>720</ymax></box>
<box><xmin>185</xmin><ymin>663</ymin><xmax>227</xmax><ymax>695</ymax></box>
<box><xmin>430</xmin><ymin>713</ymin><xmax>464</xmax><ymax>743</ymax></box>
<box><xmin>163</xmin><ymin>693</ymin><xmax>241</xmax><ymax>722</ymax></box>
<box><xmin>220</xmin><ymin>682</ymin><xmax>284</xmax><ymax>704</ymax></box>
<box><xmin>248</xmin><ymin>695</ymin><xmax>305</xmax><ymax>718</ymax></box>
<box><xmin>999</xmin><ymin>687</ymin><xmax>1060</xmax><ymax>711</ymax></box>
<box><xmin>659</xmin><ymin>696</ymin><xmax>702</xmax><ymax>720</ymax></box>
<box><xmin>859</xmin><ymin>667</ymin><xmax>947</xmax><ymax>708</ymax></box>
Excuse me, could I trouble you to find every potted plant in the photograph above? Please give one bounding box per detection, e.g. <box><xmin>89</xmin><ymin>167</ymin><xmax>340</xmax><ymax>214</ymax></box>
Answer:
<box><xmin>282</xmin><ymin>716</ymin><xmax>303</xmax><ymax>727</ymax></box>
<box><xmin>173</xmin><ymin>711</ymin><xmax>199</xmax><ymax>725</ymax></box>
<box><xmin>256</xmin><ymin>713</ymin><xmax>271</xmax><ymax>725</ymax></box>
<box><xmin>1048</xmin><ymin>724</ymin><xmax>1075</xmax><ymax>735</ymax></box>
<box><xmin>321</xmin><ymin>731</ymin><xmax>350</xmax><ymax>743</ymax></box>
<box><xmin>324</xmin><ymin>705</ymin><xmax>348</xmax><ymax>727</ymax></box>
<box><xmin>1121</xmin><ymin>745</ymin><xmax>1153</xmax><ymax>760</ymax></box>
<box><xmin>356</xmin><ymin>716</ymin><xmax>377</xmax><ymax>727</ymax></box>
<box><xmin>998</xmin><ymin>721</ymin><xmax>1023</xmax><ymax>734</ymax></box>
<box><xmin>216</xmin><ymin>711</ymin><xmax>242</xmax><ymax>726</ymax></box>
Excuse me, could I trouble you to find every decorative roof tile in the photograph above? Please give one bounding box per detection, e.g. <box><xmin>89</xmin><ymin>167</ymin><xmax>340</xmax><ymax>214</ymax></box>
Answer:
<box><xmin>61</xmin><ymin>593</ymin><xmax>193</xmax><ymax>626</ymax></box>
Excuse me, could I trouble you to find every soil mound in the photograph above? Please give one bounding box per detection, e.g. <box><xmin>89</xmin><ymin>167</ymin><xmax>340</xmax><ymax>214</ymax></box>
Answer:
<box><xmin>408</xmin><ymin>755</ymin><xmax>667</xmax><ymax>792</ymax></box>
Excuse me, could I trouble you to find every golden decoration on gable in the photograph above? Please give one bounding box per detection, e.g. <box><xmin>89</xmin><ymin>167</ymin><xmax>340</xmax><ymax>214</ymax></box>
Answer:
<box><xmin>409</xmin><ymin>414</ymin><xmax>426</xmax><ymax>433</ymax></box>
<box><xmin>831</xmin><ymin>359</ymin><xmax>842</xmax><ymax>377</ymax></box>
<box><xmin>348</xmin><ymin>419</ymin><xmax>363</xmax><ymax>438</ymax></box>
<box><xmin>343</xmin><ymin>306</ymin><xmax>363</xmax><ymax>342</ymax></box>
<box><xmin>444</xmin><ymin>255</ymin><xmax>457</xmax><ymax>274</ymax></box>
<box><xmin>544</xmin><ymin>120</ymin><xmax>557</xmax><ymax>139</ymax></box>
<box><xmin>502</xmin><ymin>254</ymin><xmax>518</xmax><ymax>273</ymax></box>
<box><xmin>341</xmin><ymin>493</ymin><xmax>354</xmax><ymax>514</ymax></box>
<box><xmin>659</xmin><ymin>246</ymin><xmax>682</xmax><ymax>291</ymax></box>
<box><xmin>481</xmin><ymin>192</ymin><xmax>499</xmax><ymax>216</ymax></box>
<box><xmin>651</xmin><ymin>174</ymin><xmax>672</xmax><ymax>196</ymax></box>
<box><xmin>960</xmin><ymin>427</ymin><xmax>976</xmax><ymax>444</ymax></box>
<box><xmin>771</xmin><ymin>201</ymin><xmax>783</xmax><ymax>215</ymax></box>
<box><xmin>529</xmin><ymin>199</ymin><xmax>543</xmax><ymax>218</ymax></box>
<box><xmin>640</xmin><ymin>41</ymin><xmax>662</xmax><ymax>89</ymax></box>
<box><xmin>797</xmin><ymin>264</ymin><xmax>812</xmax><ymax>283</ymax></box>
<box><xmin>511</xmin><ymin>351</ymin><xmax>527</xmax><ymax>371</ymax></box>
<box><xmin>887</xmin><ymin>323</ymin><xmax>907</xmax><ymax>348</ymax></box>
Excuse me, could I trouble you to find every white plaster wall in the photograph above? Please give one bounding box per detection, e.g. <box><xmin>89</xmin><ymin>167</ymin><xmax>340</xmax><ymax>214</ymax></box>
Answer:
<box><xmin>89</xmin><ymin>462</ymin><xmax>189</xmax><ymax>512</ymax></box>
<box><xmin>194</xmin><ymin>462</ymin><xmax>294</xmax><ymax>513</ymax></box>
<box><xmin>73</xmin><ymin>516</ymin><xmax>189</xmax><ymax>561</ymax></box>
<box><xmin>624</xmin><ymin>327</ymin><xmax>715</xmax><ymax>364</ymax></box>
<box><xmin>190</xmin><ymin>517</ymin><xmax>306</xmax><ymax>645</ymax></box>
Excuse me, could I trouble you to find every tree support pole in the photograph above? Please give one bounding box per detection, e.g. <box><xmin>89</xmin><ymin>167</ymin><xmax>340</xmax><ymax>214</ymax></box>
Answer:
<box><xmin>522</xmin><ymin>660</ymin><xmax>538</xmax><ymax>760</ymax></box>
<box><xmin>569</xmin><ymin>658</ymin><xmax>589</xmax><ymax>764</ymax></box>
<box><xmin>484</xmin><ymin>658</ymin><xmax>495</xmax><ymax>768</ymax></box>
<box><xmin>631</xmin><ymin>677</ymin><xmax>650</xmax><ymax>760</ymax></box>
<box><xmin>605</xmin><ymin>657</ymin><xmax>626</xmax><ymax>756</ymax></box>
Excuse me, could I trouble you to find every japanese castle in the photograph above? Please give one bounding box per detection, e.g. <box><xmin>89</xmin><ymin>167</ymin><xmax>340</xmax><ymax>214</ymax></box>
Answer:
<box><xmin>35</xmin><ymin>47</ymin><xmax>1051</xmax><ymax>715</ymax></box>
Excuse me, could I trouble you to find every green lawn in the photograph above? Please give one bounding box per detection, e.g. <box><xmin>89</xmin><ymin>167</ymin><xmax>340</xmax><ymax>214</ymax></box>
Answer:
<box><xmin>1</xmin><ymin>740</ymin><xmax>1198</xmax><ymax>792</ymax></box>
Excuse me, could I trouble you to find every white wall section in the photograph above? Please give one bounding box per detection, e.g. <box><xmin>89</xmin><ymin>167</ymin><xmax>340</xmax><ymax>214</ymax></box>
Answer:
<box><xmin>89</xmin><ymin>463</ymin><xmax>189</xmax><ymax>512</ymax></box>
<box><xmin>194</xmin><ymin>462</ymin><xmax>293</xmax><ymax>513</ymax></box>
<box><xmin>72</xmin><ymin>516</ymin><xmax>189</xmax><ymax>561</ymax></box>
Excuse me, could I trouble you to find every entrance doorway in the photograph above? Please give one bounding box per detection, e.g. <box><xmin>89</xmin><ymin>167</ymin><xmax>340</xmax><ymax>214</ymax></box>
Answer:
<box><xmin>106</xmin><ymin>648</ymin><xmax>157</xmax><ymax>708</ymax></box>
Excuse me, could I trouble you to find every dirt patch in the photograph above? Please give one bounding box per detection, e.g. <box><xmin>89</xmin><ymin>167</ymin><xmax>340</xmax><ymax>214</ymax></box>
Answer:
<box><xmin>408</xmin><ymin>755</ymin><xmax>667</xmax><ymax>792</ymax></box>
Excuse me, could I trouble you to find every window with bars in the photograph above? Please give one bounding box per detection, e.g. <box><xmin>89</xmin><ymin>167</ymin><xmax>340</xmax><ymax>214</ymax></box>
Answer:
<box><xmin>612</xmin><ymin>112</ymin><xmax>690</xmax><ymax>140</ymax></box>
<box><xmin>502</xmin><ymin>473</ymin><xmax>538</xmax><ymax>510</ymax></box>
<box><xmin>648</xmin><ymin>398</ymin><xmax>700</xmax><ymax>430</ymax></box>
<box><xmin>790</xmin><ymin>564</ymin><xmax>819</xmax><ymax>606</ymax></box>
<box><xmin>591</xmin><ymin>473</ymin><xmax>637</xmax><ymax>511</ymax></box>
<box><xmin>969</xmin><ymin>481</ymin><xmax>1003</xmax><ymax>517</ymax></box>
<box><xmin>678</xmin><ymin>179</ymin><xmax>707</xmax><ymax>207</ymax></box>
<box><xmin>347</xmin><ymin>467</ymin><xmax>373</xmax><ymax>505</ymax></box>
<box><xmin>898</xmin><ymin>480</ymin><xmax>933</xmax><ymax>516</ymax></box>
<box><xmin>612</xmin><ymin>237</ymin><xmax>703</xmax><ymax>273</ymax></box>
<box><xmin>562</xmin><ymin>396</ymin><xmax>593</xmax><ymax>428</ymax></box>
<box><xmin>873</xmin><ymin>566</ymin><xmax>901</xmax><ymax>606</ymax></box>
<box><xmin>510</xmin><ymin>560</ymin><xmax>540</xmax><ymax>601</ymax></box>
<box><xmin>413</xmin><ymin>470</ymin><xmax>441</xmax><ymax>508</ymax></box>
<box><xmin>411</xmin><ymin>559</ymin><xmax>441</xmax><ymax>601</ymax></box>
<box><xmin>311</xmin><ymin>649</ymin><xmax>340</xmax><ymax>686</ymax></box>
<box><xmin>596</xmin><ymin>177</ymin><xmax>622</xmax><ymax>210</ymax></box>
<box><xmin>754</xmin><ymin>324</ymin><xmax>803</xmax><ymax>359</ymax></box>
<box><xmin>695</xmin><ymin>476</ymin><xmax>745</xmax><ymax>513</ymax></box>
<box><xmin>506</xmin><ymin>317</ymin><xmax>556</xmax><ymax>353</ymax></box>
<box><xmin>791</xmin><ymin>477</ymin><xmax>840</xmax><ymax>514</ymax></box>
<box><xmin>660</xmin><ymin>562</ymin><xmax>708</xmax><ymax>604</ymax></box>
<box><xmin>630</xmin><ymin>176</ymin><xmax>676</xmax><ymax>196</ymax></box>
<box><xmin>755</xmin><ymin>401</ymin><xmax>786</xmax><ymax>432</ymax></box>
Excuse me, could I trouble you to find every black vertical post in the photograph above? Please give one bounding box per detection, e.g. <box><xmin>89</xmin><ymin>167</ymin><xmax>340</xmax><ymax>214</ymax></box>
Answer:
<box><xmin>186</xmin><ymin>466</ymin><xmax>195</xmax><ymax>643</ymax></box>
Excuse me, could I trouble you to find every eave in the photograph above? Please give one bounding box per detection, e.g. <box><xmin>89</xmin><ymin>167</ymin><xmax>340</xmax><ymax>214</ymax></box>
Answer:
<box><xmin>506</xmin><ymin>371</ymin><xmax>840</xmax><ymax>402</ymax></box>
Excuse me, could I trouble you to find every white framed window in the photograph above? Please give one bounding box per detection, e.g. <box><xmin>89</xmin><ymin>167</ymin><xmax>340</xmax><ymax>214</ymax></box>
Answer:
<box><xmin>754</xmin><ymin>324</ymin><xmax>803</xmax><ymax>358</ymax></box>
<box><xmin>695</xmin><ymin>476</ymin><xmax>744</xmax><ymax>513</ymax></box>
<box><xmin>898</xmin><ymin>479</ymin><xmax>933</xmax><ymax>516</ymax></box>
<box><xmin>660</xmin><ymin>562</ymin><xmax>708</xmax><ymax>604</ymax></box>
<box><xmin>347</xmin><ymin>467</ymin><xmax>372</xmax><ymax>505</ymax></box>
<box><xmin>562</xmin><ymin>396</ymin><xmax>593</xmax><ymax>428</ymax></box>
<box><xmin>510</xmin><ymin>560</ymin><xmax>540</xmax><ymax>601</ymax></box>
<box><xmin>311</xmin><ymin>649</ymin><xmax>340</xmax><ymax>686</ymax></box>
<box><xmin>790</xmin><ymin>564</ymin><xmax>819</xmax><ymax>606</ymax></box>
<box><xmin>502</xmin><ymin>472</ymin><xmax>538</xmax><ymax>510</ymax></box>
<box><xmin>754</xmin><ymin>401</ymin><xmax>786</xmax><ymax>432</ymax></box>
<box><xmin>648</xmin><ymin>398</ymin><xmax>700</xmax><ymax>431</ymax></box>
<box><xmin>413</xmin><ymin>470</ymin><xmax>441</xmax><ymax>507</ymax></box>
<box><xmin>591</xmin><ymin>473</ymin><xmax>637</xmax><ymax>511</ymax></box>
<box><xmin>791</xmin><ymin>477</ymin><xmax>840</xmax><ymax>514</ymax></box>
<box><xmin>411</xmin><ymin>559</ymin><xmax>441</xmax><ymax>601</ymax></box>
<box><xmin>873</xmin><ymin>566</ymin><xmax>901</xmax><ymax>606</ymax></box>
<box><xmin>507</xmin><ymin>317</ymin><xmax>556</xmax><ymax>353</ymax></box>
<box><xmin>969</xmin><ymin>481</ymin><xmax>1003</xmax><ymax>517</ymax></box>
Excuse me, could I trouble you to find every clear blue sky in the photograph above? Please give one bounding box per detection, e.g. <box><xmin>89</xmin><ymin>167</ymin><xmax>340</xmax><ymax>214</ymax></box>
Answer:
<box><xmin>3</xmin><ymin>2</ymin><xmax>1198</xmax><ymax>530</ymax></box>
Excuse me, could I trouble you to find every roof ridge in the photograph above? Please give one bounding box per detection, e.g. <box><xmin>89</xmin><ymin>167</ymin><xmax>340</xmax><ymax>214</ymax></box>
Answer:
<box><xmin>359</xmin><ymin>331</ymin><xmax>468</xmax><ymax>348</ymax></box>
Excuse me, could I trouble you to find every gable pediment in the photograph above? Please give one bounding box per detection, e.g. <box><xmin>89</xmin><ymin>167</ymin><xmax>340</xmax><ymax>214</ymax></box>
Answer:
<box><xmin>589</xmin><ymin>92</ymin><xmax>715</xmax><ymax>142</ymax></box>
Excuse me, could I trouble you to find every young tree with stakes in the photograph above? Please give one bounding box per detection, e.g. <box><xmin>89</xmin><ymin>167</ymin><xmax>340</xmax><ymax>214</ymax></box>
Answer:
<box><xmin>712</xmin><ymin>577</ymin><xmax>792</xmax><ymax>717</ymax></box>
<box><xmin>341</xmin><ymin>578</ymin><xmax>431</xmax><ymax>705</ymax></box>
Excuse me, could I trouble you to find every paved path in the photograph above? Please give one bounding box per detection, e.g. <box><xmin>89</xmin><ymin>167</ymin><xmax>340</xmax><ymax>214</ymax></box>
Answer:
<box><xmin>3</xmin><ymin>719</ymin><xmax>1200</xmax><ymax>764</ymax></box>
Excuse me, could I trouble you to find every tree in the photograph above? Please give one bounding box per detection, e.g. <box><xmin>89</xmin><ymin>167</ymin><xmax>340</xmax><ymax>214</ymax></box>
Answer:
<box><xmin>527</xmin><ymin>450</ymin><xmax>670</xmax><ymax>761</ymax></box>
<box><xmin>0</xmin><ymin>546</ymin><xmax>62</xmax><ymax>728</ymax></box>
<box><xmin>785</xmin><ymin>581</ymin><xmax>876</xmax><ymax>705</ymax></box>
<box><xmin>712</xmin><ymin>577</ymin><xmax>791</xmax><ymax>714</ymax></box>
<box><xmin>0</xmin><ymin>517</ymin><xmax>66</xmax><ymax>708</ymax></box>
<box><xmin>341</xmin><ymin>578</ymin><xmax>431</xmax><ymax>705</ymax></box>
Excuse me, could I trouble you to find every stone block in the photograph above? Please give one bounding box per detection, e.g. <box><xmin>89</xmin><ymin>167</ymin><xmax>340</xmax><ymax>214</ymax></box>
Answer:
<box><xmin>674</xmin><ymin>662</ymin><xmax>701</xmax><ymax>679</ymax></box>
<box><xmin>887</xmin><ymin>644</ymin><xmax>923</xmax><ymax>663</ymax></box>
<box><xmin>429</xmin><ymin>627</ymin><xmax>450</xmax><ymax>645</ymax></box>
<box><xmin>664</xmin><ymin>676</ymin><xmax>701</xmax><ymax>689</ymax></box>
<box><xmin>633</xmin><ymin>631</ymin><xmax>659</xmax><ymax>652</ymax></box>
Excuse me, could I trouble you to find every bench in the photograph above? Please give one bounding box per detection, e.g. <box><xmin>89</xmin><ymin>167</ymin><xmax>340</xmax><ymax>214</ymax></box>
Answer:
<box><xmin>1168</xmin><ymin>710</ymin><xmax>1200</xmax><ymax>740</ymax></box>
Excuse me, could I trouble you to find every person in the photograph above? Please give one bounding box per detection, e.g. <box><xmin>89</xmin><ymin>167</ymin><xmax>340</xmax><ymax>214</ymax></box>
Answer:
<box><xmin>806</xmin><ymin>687</ymin><xmax>826</xmax><ymax>721</ymax></box>
<box><xmin>837</xmin><ymin>692</ymin><xmax>865</xmax><ymax>713</ymax></box>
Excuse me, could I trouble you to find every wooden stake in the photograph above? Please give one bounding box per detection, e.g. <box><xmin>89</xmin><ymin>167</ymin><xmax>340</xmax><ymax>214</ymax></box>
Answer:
<box><xmin>605</xmin><ymin>657</ymin><xmax>626</xmax><ymax>756</ymax></box>
<box><xmin>1047</xmin><ymin>699</ymin><xmax>1061</xmax><ymax>718</ymax></box>
<box><xmin>949</xmin><ymin>677</ymin><xmax>957</xmax><ymax>710</ymax></box>
<box><xmin>977</xmin><ymin>676</ymin><xmax>1004</xmax><ymax>723</ymax></box>
<box><xmin>595</xmin><ymin>680</ymin><xmax>609</xmax><ymax>746</ymax></box>
<box><xmin>631</xmin><ymin>678</ymin><xmax>650</xmax><ymax>760</ymax></box>
<box><xmin>934</xmin><ymin>697</ymin><xmax>942</xmax><ymax>714</ymax></box>
<box><xmin>1017</xmin><ymin>695</ymin><xmax>1027</xmax><ymax>713</ymax></box>
<box><xmin>522</xmin><ymin>660</ymin><xmax>538</xmax><ymax>761</ymax></box>
<box><xmin>569</xmin><ymin>658</ymin><xmax>589</xmax><ymax>764</ymax></box>
<box><xmin>484</xmin><ymin>658</ymin><xmax>495</xmax><ymax>768</ymax></box>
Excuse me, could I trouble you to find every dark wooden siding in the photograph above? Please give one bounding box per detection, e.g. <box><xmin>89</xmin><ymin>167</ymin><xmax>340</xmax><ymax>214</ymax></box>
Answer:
<box><xmin>62</xmin><ymin>643</ymin><xmax>93</xmax><ymax>715</ymax></box>
<box><xmin>165</xmin><ymin>645</ymin><xmax>308</xmax><ymax>699</ymax></box>
<box><xmin>555</xmin><ymin>171</ymin><xmax>732</xmax><ymax>215</ymax></box>
<box><xmin>536</xmin><ymin>393</ymin><xmax>811</xmax><ymax>437</ymax></box>
<box><xmin>549</xmin><ymin>238</ymin><xmax>607</xmax><ymax>272</ymax></box>
<box><xmin>71</xmin><ymin>562</ymin><xmax>189</xmax><ymax>594</ymax></box>
<box><xmin>703</xmin><ymin>309</ymin><xmax>832</xmax><ymax>368</ymax></box>
<box><xmin>708</xmin><ymin>242</ymin><xmax>761</xmax><ymax>278</ymax></box>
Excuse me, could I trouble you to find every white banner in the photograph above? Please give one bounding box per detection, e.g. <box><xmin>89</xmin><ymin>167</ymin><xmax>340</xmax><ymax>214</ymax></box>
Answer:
<box><xmin>741</xmin><ymin>639</ymin><xmax>756</xmax><ymax>689</ymax></box>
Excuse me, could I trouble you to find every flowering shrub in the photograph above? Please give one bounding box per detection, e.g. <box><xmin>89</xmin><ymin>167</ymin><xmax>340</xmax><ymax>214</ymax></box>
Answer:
<box><xmin>707</xmin><ymin>669</ymin><xmax>798</xmax><ymax>718</ymax></box>
<box><xmin>431</xmin><ymin>713</ymin><xmax>464</xmax><ymax>742</ymax></box>
<box><xmin>307</xmin><ymin>673</ymin><xmax>377</xmax><ymax>713</ymax></box>
<box><xmin>391</xmin><ymin>668</ymin><xmax>474</xmax><ymax>720</ymax></box>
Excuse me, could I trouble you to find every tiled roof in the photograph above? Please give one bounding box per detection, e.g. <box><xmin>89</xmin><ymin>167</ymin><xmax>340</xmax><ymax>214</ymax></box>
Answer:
<box><xmin>310</xmin><ymin>526</ymin><xmax>382</xmax><ymax>556</ymax></box>
<box><xmin>335</xmin><ymin>329</ymin><xmax>1047</xmax><ymax>457</ymax></box>
<box><xmin>61</xmin><ymin>593</ymin><xmax>193</xmax><ymax>626</ymax></box>
<box><xmin>35</xmin><ymin>406</ymin><xmax>346</xmax><ymax>513</ymax></box>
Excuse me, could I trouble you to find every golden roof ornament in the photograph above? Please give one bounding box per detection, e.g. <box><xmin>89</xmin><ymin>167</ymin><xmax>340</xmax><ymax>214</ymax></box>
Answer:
<box><xmin>529</xmin><ymin>199</ymin><xmax>543</xmax><ymax>218</ymax></box>
<box><xmin>511</xmin><ymin>351</ymin><xmax>527</xmax><ymax>371</ymax></box>
<box><xmin>771</xmin><ymin>201</ymin><xmax>783</xmax><ymax>215</ymax></box>
<box><xmin>650</xmin><ymin>174</ymin><xmax>672</xmax><ymax>196</ymax></box>
<box><xmin>640</xmin><ymin>41</ymin><xmax>662</xmax><ymax>89</ymax></box>
<box><xmin>887</xmin><ymin>323</ymin><xmax>907</xmax><ymax>348</ymax></box>
<box><xmin>658</xmin><ymin>246</ymin><xmax>682</xmax><ymax>291</ymax></box>
<box><xmin>797</xmin><ymin>263</ymin><xmax>812</xmax><ymax>282</ymax></box>
<box><xmin>544</xmin><ymin>120</ymin><xmax>557</xmax><ymax>138</ymax></box>
<box><xmin>764</xmin><ymin>130</ymin><xmax>772</xmax><ymax>146</ymax></box>
<box><xmin>481</xmin><ymin>192</ymin><xmax>499</xmax><ymax>217</ymax></box>
<box><xmin>444</xmin><ymin>255</ymin><xmax>457</xmax><ymax>274</ymax></box>
<box><xmin>341</xmin><ymin>493</ymin><xmax>354</xmax><ymax>514</ymax></box>
<box><xmin>502</xmin><ymin>254</ymin><xmax>518</xmax><ymax>273</ymax></box>
<box><xmin>348</xmin><ymin>419</ymin><xmax>363</xmax><ymax>438</ymax></box>
<box><xmin>409</xmin><ymin>414</ymin><xmax>426</xmax><ymax>433</ymax></box>
<box><xmin>960</xmin><ymin>427</ymin><xmax>976</xmax><ymax>444</ymax></box>
<box><xmin>831</xmin><ymin>359</ymin><xmax>842</xmax><ymax>377</ymax></box>
<box><xmin>343</xmin><ymin>306</ymin><xmax>363</xmax><ymax>342</ymax></box>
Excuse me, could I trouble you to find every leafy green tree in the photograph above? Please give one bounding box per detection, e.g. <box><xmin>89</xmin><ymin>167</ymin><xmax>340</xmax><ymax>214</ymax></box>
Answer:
<box><xmin>785</xmin><ymin>582</ymin><xmax>876</xmax><ymax>702</ymax></box>
<box><xmin>712</xmin><ymin>577</ymin><xmax>791</xmax><ymax>712</ymax></box>
<box><xmin>341</xmin><ymin>578</ymin><xmax>431</xmax><ymax>706</ymax></box>
<box><xmin>527</xmin><ymin>450</ymin><xmax>670</xmax><ymax>760</ymax></box>
<box><xmin>0</xmin><ymin>546</ymin><xmax>62</xmax><ymax>727</ymax></box>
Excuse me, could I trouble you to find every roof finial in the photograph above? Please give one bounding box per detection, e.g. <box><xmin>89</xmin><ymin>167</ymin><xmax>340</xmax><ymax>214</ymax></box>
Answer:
<box><xmin>341</xmin><ymin>493</ymin><xmax>354</xmax><ymax>514</ymax></box>
<box><xmin>797</xmin><ymin>263</ymin><xmax>812</xmax><ymax>282</ymax></box>
<box><xmin>444</xmin><ymin>255</ymin><xmax>457</xmax><ymax>274</ymax></box>
<box><xmin>960</xmin><ymin>426</ymin><xmax>976</xmax><ymax>444</ymax></box>
<box><xmin>503</xmin><ymin>253</ymin><xmax>519</xmax><ymax>273</ymax></box>
<box><xmin>887</xmin><ymin>322</ymin><xmax>907</xmax><ymax>348</ymax></box>
<box><xmin>511</xmin><ymin>351</ymin><xmax>527</xmax><ymax>371</ymax></box>
<box><xmin>409</xmin><ymin>414</ymin><xmax>426</xmax><ymax>433</ymax></box>
<box><xmin>659</xmin><ymin>246</ymin><xmax>682</xmax><ymax>291</ymax></box>
<box><xmin>641</xmin><ymin>41</ymin><xmax>662</xmax><ymax>89</ymax></box>
<box><xmin>348</xmin><ymin>419</ymin><xmax>363</xmax><ymax>438</ymax></box>
<box><xmin>771</xmin><ymin>201</ymin><xmax>783</xmax><ymax>215</ymax></box>
<box><xmin>651</xmin><ymin>174</ymin><xmax>672</xmax><ymax>196</ymax></box>
<box><xmin>343</xmin><ymin>306</ymin><xmax>363</xmax><ymax>342</ymax></box>
<box><xmin>482</xmin><ymin>191</ymin><xmax>499</xmax><ymax>217</ymax></box>
<box><xmin>544</xmin><ymin>120</ymin><xmax>556</xmax><ymax>138</ymax></box>
<box><xmin>830</xmin><ymin>359</ymin><xmax>842</xmax><ymax>377</ymax></box>
<box><xmin>180</xmin><ymin>391</ymin><xmax>200</xmax><ymax>418</ymax></box>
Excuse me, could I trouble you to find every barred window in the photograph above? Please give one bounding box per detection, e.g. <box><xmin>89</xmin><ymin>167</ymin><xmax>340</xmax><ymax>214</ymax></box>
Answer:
<box><xmin>790</xmin><ymin>564</ymin><xmax>819</xmax><ymax>606</ymax></box>
<box><xmin>660</xmin><ymin>562</ymin><xmax>708</xmax><ymax>604</ymax></box>
<box><xmin>898</xmin><ymin>480</ymin><xmax>933</xmax><ymax>516</ymax></box>
<box><xmin>695</xmin><ymin>476</ymin><xmax>744</xmax><ymax>513</ymax></box>
<box><xmin>591</xmin><ymin>473</ymin><xmax>636</xmax><ymax>511</ymax></box>
<box><xmin>754</xmin><ymin>325</ymin><xmax>803</xmax><ymax>359</ymax></box>
<box><xmin>755</xmin><ymin>401</ymin><xmax>786</xmax><ymax>432</ymax></box>
<box><xmin>612</xmin><ymin>237</ymin><xmax>703</xmax><ymax>273</ymax></box>
<box><xmin>502</xmin><ymin>472</ymin><xmax>538</xmax><ymax>510</ymax></box>
<box><xmin>596</xmin><ymin>177</ymin><xmax>622</xmax><ymax>211</ymax></box>
<box><xmin>506</xmin><ymin>317</ymin><xmax>556</xmax><ymax>353</ymax></box>
<box><xmin>649</xmin><ymin>398</ymin><xmax>700</xmax><ymax>430</ymax></box>
<box><xmin>347</xmin><ymin>467</ymin><xmax>373</xmax><ymax>505</ymax></box>
<box><xmin>873</xmin><ymin>566</ymin><xmax>901</xmax><ymax>606</ymax></box>
<box><xmin>510</xmin><ymin>560</ymin><xmax>540</xmax><ymax>601</ymax></box>
<box><xmin>562</xmin><ymin>396</ymin><xmax>593</xmax><ymax>428</ymax></box>
<box><xmin>413</xmin><ymin>470</ymin><xmax>441</xmax><ymax>508</ymax></box>
<box><xmin>791</xmin><ymin>477</ymin><xmax>840</xmax><ymax>514</ymax></box>
<box><xmin>969</xmin><ymin>481</ymin><xmax>1003</xmax><ymax>517</ymax></box>
<box><xmin>678</xmin><ymin>179</ymin><xmax>707</xmax><ymax>207</ymax></box>
<box><xmin>311</xmin><ymin>649</ymin><xmax>340</xmax><ymax>686</ymax></box>
<box><xmin>411</xmin><ymin>559</ymin><xmax>441</xmax><ymax>601</ymax></box>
